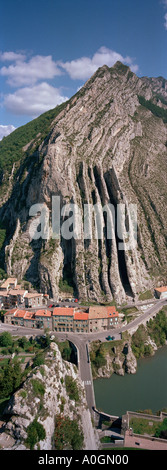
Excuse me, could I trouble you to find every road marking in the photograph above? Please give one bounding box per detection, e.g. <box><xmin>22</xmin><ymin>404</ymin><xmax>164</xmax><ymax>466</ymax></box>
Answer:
<box><xmin>84</xmin><ymin>380</ymin><xmax>92</xmax><ymax>386</ymax></box>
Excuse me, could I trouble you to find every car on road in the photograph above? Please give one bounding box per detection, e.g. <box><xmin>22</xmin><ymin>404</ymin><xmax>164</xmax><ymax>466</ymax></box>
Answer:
<box><xmin>74</xmin><ymin>299</ymin><xmax>78</xmax><ymax>303</ymax></box>
<box><xmin>106</xmin><ymin>335</ymin><xmax>115</xmax><ymax>341</ymax></box>
<box><xmin>48</xmin><ymin>304</ymin><xmax>53</xmax><ymax>308</ymax></box>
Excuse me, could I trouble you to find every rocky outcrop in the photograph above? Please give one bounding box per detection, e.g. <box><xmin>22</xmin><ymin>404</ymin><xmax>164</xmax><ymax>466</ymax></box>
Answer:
<box><xmin>123</xmin><ymin>343</ymin><xmax>137</xmax><ymax>374</ymax></box>
<box><xmin>91</xmin><ymin>339</ymin><xmax>137</xmax><ymax>379</ymax></box>
<box><xmin>0</xmin><ymin>61</ymin><xmax>167</xmax><ymax>302</ymax></box>
<box><xmin>2</xmin><ymin>342</ymin><xmax>97</xmax><ymax>450</ymax></box>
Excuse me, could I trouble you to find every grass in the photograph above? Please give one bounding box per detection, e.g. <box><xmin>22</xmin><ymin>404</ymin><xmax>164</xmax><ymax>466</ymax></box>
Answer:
<box><xmin>138</xmin><ymin>290</ymin><xmax>153</xmax><ymax>301</ymax></box>
<box><xmin>129</xmin><ymin>417</ymin><xmax>160</xmax><ymax>436</ymax></box>
<box><xmin>0</xmin><ymin>101</ymin><xmax>68</xmax><ymax>179</ymax></box>
<box><xmin>0</xmin><ymin>397</ymin><xmax>10</xmax><ymax>418</ymax></box>
<box><xmin>100</xmin><ymin>436</ymin><xmax>112</xmax><ymax>443</ymax></box>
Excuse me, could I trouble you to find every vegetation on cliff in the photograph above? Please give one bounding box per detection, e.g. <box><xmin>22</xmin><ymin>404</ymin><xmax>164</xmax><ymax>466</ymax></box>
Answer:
<box><xmin>131</xmin><ymin>308</ymin><xmax>167</xmax><ymax>358</ymax></box>
<box><xmin>90</xmin><ymin>307</ymin><xmax>167</xmax><ymax>378</ymax></box>
<box><xmin>0</xmin><ymin>336</ymin><xmax>90</xmax><ymax>450</ymax></box>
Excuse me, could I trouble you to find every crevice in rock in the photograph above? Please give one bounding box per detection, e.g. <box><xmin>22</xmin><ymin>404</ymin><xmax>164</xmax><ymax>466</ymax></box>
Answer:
<box><xmin>104</xmin><ymin>168</ymin><xmax>134</xmax><ymax>298</ymax></box>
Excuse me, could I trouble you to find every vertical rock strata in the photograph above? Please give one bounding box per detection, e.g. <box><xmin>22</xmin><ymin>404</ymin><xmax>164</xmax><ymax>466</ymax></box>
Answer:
<box><xmin>0</xmin><ymin>62</ymin><xmax>167</xmax><ymax>302</ymax></box>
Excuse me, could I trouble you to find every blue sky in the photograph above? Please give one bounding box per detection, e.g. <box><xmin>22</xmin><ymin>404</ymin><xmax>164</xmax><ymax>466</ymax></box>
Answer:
<box><xmin>0</xmin><ymin>0</ymin><xmax>167</xmax><ymax>139</ymax></box>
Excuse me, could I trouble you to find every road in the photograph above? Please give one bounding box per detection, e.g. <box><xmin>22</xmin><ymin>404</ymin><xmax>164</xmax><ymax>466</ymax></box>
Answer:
<box><xmin>0</xmin><ymin>298</ymin><xmax>166</xmax><ymax>415</ymax></box>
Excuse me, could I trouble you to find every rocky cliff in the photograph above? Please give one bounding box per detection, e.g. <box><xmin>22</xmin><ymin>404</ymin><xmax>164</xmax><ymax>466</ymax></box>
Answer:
<box><xmin>1</xmin><ymin>342</ymin><xmax>98</xmax><ymax>450</ymax></box>
<box><xmin>0</xmin><ymin>61</ymin><xmax>167</xmax><ymax>303</ymax></box>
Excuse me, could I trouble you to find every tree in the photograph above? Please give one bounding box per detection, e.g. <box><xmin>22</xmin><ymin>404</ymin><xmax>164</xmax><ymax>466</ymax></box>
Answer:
<box><xmin>18</xmin><ymin>336</ymin><xmax>28</xmax><ymax>349</ymax></box>
<box><xmin>65</xmin><ymin>376</ymin><xmax>79</xmax><ymax>402</ymax></box>
<box><xmin>0</xmin><ymin>331</ymin><xmax>13</xmax><ymax>347</ymax></box>
<box><xmin>54</xmin><ymin>415</ymin><xmax>84</xmax><ymax>450</ymax></box>
<box><xmin>26</xmin><ymin>419</ymin><xmax>46</xmax><ymax>449</ymax></box>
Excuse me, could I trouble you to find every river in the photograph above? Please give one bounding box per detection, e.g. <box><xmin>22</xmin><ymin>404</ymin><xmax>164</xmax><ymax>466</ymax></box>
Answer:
<box><xmin>93</xmin><ymin>345</ymin><xmax>167</xmax><ymax>416</ymax></box>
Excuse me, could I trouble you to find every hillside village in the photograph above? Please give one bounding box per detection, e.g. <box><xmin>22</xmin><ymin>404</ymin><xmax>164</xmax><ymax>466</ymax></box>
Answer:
<box><xmin>0</xmin><ymin>277</ymin><xmax>167</xmax><ymax>334</ymax></box>
<box><xmin>0</xmin><ymin>277</ymin><xmax>120</xmax><ymax>333</ymax></box>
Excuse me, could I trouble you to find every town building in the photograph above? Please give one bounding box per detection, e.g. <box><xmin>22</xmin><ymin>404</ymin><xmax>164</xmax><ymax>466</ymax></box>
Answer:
<box><xmin>3</xmin><ymin>308</ymin><xmax>18</xmax><ymax>324</ymax></box>
<box><xmin>0</xmin><ymin>278</ymin><xmax>17</xmax><ymax>292</ymax></box>
<box><xmin>0</xmin><ymin>291</ymin><xmax>10</xmax><ymax>309</ymax></box>
<box><xmin>34</xmin><ymin>310</ymin><xmax>52</xmax><ymax>329</ymax></box>
<box><xmin>73</xmin><ymin>312</ymin><xmax>89</xmax><ymax>333</ymax></box>
<box><xmin>3</xmin><ymin>303</ymin><xmax>120</xmax><ymax>333</ymax></box>
<box><xmin>154</xmin><ymin>286</ymin><xmax>167</xmax><ymax>299</ymax></box>
<box><xmin>52</xmin><ymin>307</ymin><xmax>75</xmax><ymax>332</ymax></box>
<box><xmin>88</xmin><ymin>306</ymin><xmax>119</xmax><ymax>332</ymax></box>
<box><xmin>9</xmin><ymin>289</ymin><xmax>28</xmax><ymax>307</ymax></box>
<box><xmin>9</xmin><ymin>309</ymin><xmax>30</xmax><ymax>327</ymax></box>
<box><xmin>24</xmin><ymin>292</ymin><xmax>48</xmax><ymax>308</ymax></box>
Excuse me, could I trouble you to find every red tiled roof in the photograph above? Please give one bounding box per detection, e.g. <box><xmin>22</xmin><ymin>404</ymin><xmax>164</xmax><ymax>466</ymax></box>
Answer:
<box><xmin>24</xmin><ymin>312</ymin><xmax>35</xmax><ymax>320</ymax></box>
<box><xmin>74</xmin><ymin>312</ymin><xmax>89</xmax><ymax>321</ymax></box>
<box><xmin>155</xmin><ymin>286</ymin><xmax>167</xmax><ymax>293</ymax></box>
<box><xmin>107</xmin><ymin>306</ymin><xmax>119</xmax><ymax>317</ymax></box>
<box><xmin>53</xmin><ymin>307</ymin><xmax>74</xmax><ymax>316</ymax></box>
<box><xmin>4</xmin><ymin>308</ymin><xmax>17</xmax><ymax>316</ymax></box>
<box><xmin>35</xmin><ymin>309</ymin><xmax>51</xmax><ymax>317</ymax></box>
<box><xmin>14</xmin><ymin>309</ymin><xmax>27</xmax><ymax>318</ymax></box>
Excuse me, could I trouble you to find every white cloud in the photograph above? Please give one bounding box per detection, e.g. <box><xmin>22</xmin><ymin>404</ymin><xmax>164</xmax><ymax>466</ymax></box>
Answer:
<box><xmin>0</xmin><ymin>124</ymin><xmax>16</xmax><ymax>141</ymax></box>
<box><xmin>59</xmin><ymin>46</ymin><xmax>139</xmax><ymax>80</ymax></box>
<box><xmin>164</xmin><ymin>12</ymin><xmax>167</xmax><ymax>29</ymax></box>
<box><xmin>4</xmin><ymin>82</ymin><xmax>68</xmax><ymax>116</ymax></box>
<box><xmin>0</xmin><ymin>48</ymin><xmax>139</xmax><ymax>118</ymax></box>
<box><xmin>162</xmin><ymin>0</ymin><xmax>167</xmax><ymax>29</ymax></box>
<box><xmin>0</xmin><ymin>55</ymin><xmax>62</xmax><ymax>87</ymax></box>
<box><xmin>0</xmin><ymin>51</ymin><xmax>26</xmax><ymax>62</ymax></box>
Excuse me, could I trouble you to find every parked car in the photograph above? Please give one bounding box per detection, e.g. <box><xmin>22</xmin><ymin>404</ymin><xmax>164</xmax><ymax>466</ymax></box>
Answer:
<box><xmin>48</xmin><ymin>304</ymin><xmax>53</xmax><ymax>308</ymax></box>
<box><xmin>74</xmin><ymin>299</ymin><xmax>78</xmax><ymax>303</ymax></box>
<box><xmin>106</xmin><ymin>335</ymin><xmax>114</xmax><ymax>341</ymax></box>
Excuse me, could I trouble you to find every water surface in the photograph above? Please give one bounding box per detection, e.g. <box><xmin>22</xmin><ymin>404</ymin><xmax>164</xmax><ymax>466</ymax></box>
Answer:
<box><xmin>93</xmin><ymin>345</ymin><xmax>167</xmax><ymax>416</ymax></box>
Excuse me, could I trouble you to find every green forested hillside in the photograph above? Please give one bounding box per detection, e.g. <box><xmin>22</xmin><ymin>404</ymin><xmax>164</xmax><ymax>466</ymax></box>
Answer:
<box><xmin>0</xmin><ymin>101</ymin><xmax>68</xmax><ymax>177</ymax></box>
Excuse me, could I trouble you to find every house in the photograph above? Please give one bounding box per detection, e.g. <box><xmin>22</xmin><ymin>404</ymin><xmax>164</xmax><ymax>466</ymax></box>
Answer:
<box><xmin>4</xmin><ymin>308</ymin><xmax>18</xmax><ymax>324</ymax></box>
<box><xmin>154</xmin><ymin>286</ymin><xmax>167</xmax><ymax>300</ymax></box>
<box><xmin>0</xmin><ymin>291</ymin><xmax>10</xmax><ymax>309</ymax></box>
<box><xmin>9</xmin><ymin>309</ymin><xmax>29</xmax><ymax>326</ymax></box>
<box><xmin>9</xmin><ymin>289</ymin><xmax>28</xmax><ymax>307</ymax></box>
<box><xmin>73</xmin><ymin>312</ymin><xmax>89</xmax><ymax>333</ymax></box>
<box><xmin>52</xmin><ymin>307</ymin><xmax>74</xmax><ymax>332</ymax></box>
<box><xmin>88</xmin><ymin>305</ymin><xmax>119</xmax><ymax>332</ymax></box>
<box><xmin>0</xmin><ymin>278</ymin><xmax>17</xmax><ymax>292</ymax></box>
<box><xmin>34</xmin><ymin>309</ymin><xmax>52</xmax><ymax>329</ymax></box>
<box><xmin>24</xmin><ymin>292</ymin><xmax>47</xmax><ymax>308</ymax></box>
<box><xmin>23</xmin><ymin>311</ymin><xmax>36</xmax><ymax>328</ymax></box>
<box><xmin>107</xmin><ymin>306</ymin><xmax>119</xmax><ymax>328</ymax></box>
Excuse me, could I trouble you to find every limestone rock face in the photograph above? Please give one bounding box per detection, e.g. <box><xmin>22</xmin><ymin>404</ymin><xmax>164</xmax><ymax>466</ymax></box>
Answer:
<box><xmin>2</xmin><ymin>342</ymin><xmax>96</xmax><ymax>450</ymax></box>
<box><xmin>0</xmin><ymin>62</ymin><xmax>167</xmax><ymax>302</ymax></box>
<box><xmin>124</xmin><ymin>344</ymin><xmax>137</xmax><ymax>374</ymax></box>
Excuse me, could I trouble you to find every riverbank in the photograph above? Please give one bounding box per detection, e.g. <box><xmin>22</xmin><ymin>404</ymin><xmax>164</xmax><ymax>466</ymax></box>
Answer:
<box><xmin>93</xmin><ymin>343</ymin><xmax>167</xmax><ymax>416</ymax></box>
<box><xmin>90</xmin><ymin>307</ymin><xmax>167</xmax><ymax>380</ymax></box>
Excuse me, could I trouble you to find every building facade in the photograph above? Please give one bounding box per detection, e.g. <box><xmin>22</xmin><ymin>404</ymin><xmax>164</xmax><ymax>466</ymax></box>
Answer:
<box><xmin>24</xmin><ymin>293</ymin><xmax>48</xmax><ymax>308</ymax></box>
<box><xmin>52</xmin><ymin>308</ymin><xmax>74</xmax><ymax>332</ymax></box>
<box><xmin>154</xmin><ymin>286</ymin><xmax>167</xmax><ymax>299</ymax></box>
<box><xmin>4</xmin><ymin>305</ymin><xmax>120</xmax><ymax>333</ymax></box>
